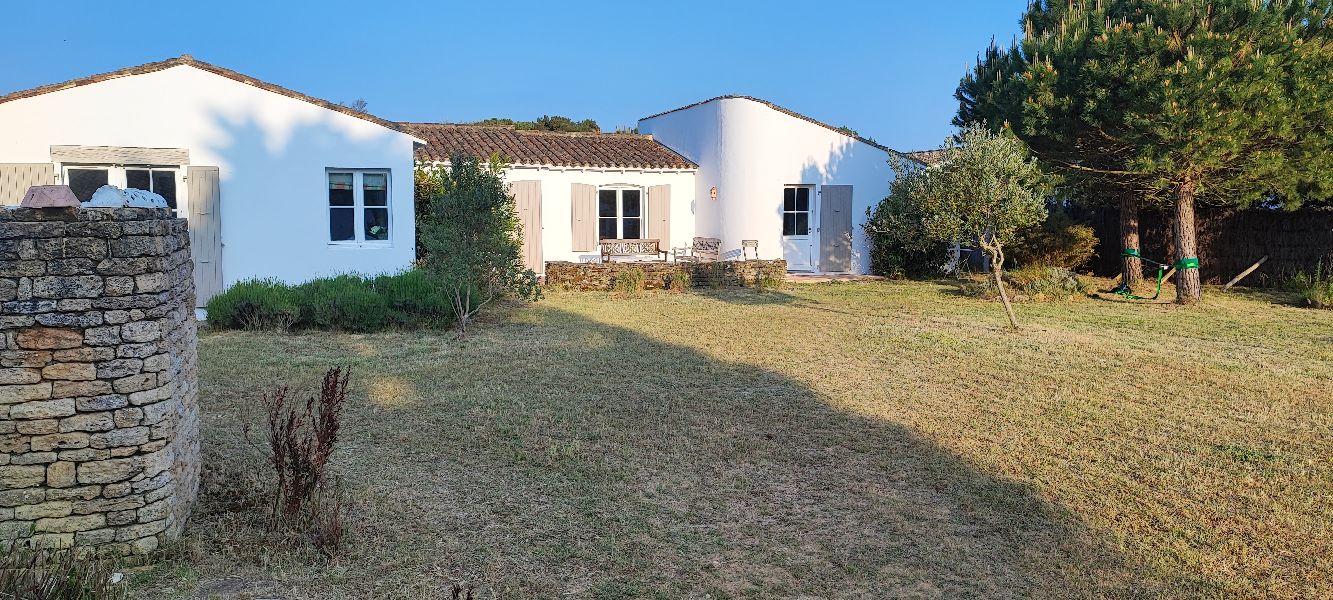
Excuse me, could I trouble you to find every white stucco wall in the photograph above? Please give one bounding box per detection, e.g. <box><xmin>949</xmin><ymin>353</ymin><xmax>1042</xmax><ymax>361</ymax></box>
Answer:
<box><xmin>640</xmin><ymin>97</ymin><xmax>896</xmax><ymax>274</ymax></box>
<box><xmin>499</xmin><ymin>165</ymin><xmax>697</xmax><ymax>272</ymax></box>
<box><xmin>0</xmin><ymin>64</ymin><xmax>418</xmax><ymax>287</ymax></box>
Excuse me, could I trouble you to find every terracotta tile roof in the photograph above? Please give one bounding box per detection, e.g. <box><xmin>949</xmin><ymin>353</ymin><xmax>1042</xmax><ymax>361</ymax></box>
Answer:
<box><xmin>0</xmin><ymin>55</ymin><xmax>412</xmax><ymax>136</ymax></box>
<box><xmin>903</xmin><ymin>149</ymin><xmax>948</xmax><ymax>167</ymax></box>
<box><xmin>640</xmin><ymin>95</ymin><xmax>915</xmax><ymax>161</ymax></box>
<box><xmin>404</xmin><ymin>123</ymin><xmax>697</xmax><ymax>170</ymax></box>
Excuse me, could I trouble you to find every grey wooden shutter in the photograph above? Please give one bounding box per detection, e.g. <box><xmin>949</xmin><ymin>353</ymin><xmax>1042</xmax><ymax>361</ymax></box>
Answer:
<box><xmin>511</xmin><ymin>180</ymin><xmax>544</xmax><ymax>272</ymax></box>
<box><xmin>647</xmin><ymin>184</ymin><xmax>671</xmax><ymax>246</ymax></box>
<box><xmin>187</xmin><ymin>166</ymin><xmax>223</xmax><ymax>308</ymax></box>
<box><xmin>819</xmin><ymin>185</ymin><xmax>854</xmax><ymax>273</ymax></box>
<box><xmin>571</xmin><ymin>183</ymin><xmax>597</xmax><ymax>251</ymax></box>
<box><xmin>0</xmin><ymin>164</ymin><xmax>55</xmax><ymax>205</ymax></box>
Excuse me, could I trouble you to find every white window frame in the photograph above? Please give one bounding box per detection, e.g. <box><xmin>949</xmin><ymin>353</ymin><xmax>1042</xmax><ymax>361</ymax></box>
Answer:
<box><xmin>58</xmin><ymin>163</ymin><xmax>183</xmax><ymax>212</ymax></box>
<box><xmin>327</xmin><ymin>169</ymin><xmax>392</xmax><ymax>247</ymax></box>
<box><xmin>782</xmin><ymin>184</ymin><xmax>814</xmax><ymax>237</ymax></box>
<box><xmin>597</xmin><ymin>185</ymin><xmax>645</xmax><ymax>240</ymax></box>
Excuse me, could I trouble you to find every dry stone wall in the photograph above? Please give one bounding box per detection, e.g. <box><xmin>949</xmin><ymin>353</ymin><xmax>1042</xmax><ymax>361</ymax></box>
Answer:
<box><xmin>0</xmin><ymin>207</ymin><xmax>199</xmax><ymax>556</ymax></box>
<box><xmin>545</xmin><ymin>259</ymin><xmax>788</xmax><ymax>291</ymax></box>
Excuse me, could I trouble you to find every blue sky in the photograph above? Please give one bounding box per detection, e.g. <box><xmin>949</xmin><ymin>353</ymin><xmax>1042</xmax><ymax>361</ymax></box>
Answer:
<box><xmin>0</xmin><ymin>1</ymin><xmax>1023</xmax><ymax>151</ymax></box>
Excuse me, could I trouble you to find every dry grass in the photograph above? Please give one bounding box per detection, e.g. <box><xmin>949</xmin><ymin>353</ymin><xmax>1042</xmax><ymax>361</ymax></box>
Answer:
<box><xmin>131</xmin><ymin>280</ymin><xmax>1333</xmax><ymax>599</ymax></box>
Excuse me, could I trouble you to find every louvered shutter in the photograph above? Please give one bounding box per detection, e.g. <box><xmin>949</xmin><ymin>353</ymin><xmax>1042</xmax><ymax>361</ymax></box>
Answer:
<box><xmin>647</xmin><ymin>185</ymin><xmax>671</xmax><ymax>247</ymax></box>
<box><xmin>0</xmin><ymin>164</ymin><xmax>56</xmax><ymax>205</ymax></box>
<box><xmin>571</xmin><ymin>183</ymin><xmax>597</xmax><ymax>251</ymax></box>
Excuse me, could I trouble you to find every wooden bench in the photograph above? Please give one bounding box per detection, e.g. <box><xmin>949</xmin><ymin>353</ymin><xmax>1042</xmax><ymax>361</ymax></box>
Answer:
<box><xmin>600</xmin><ymin>238</ymin><xmax>668</xmax><ymax>263</ymax></box>
<box><xmin>674</xmin><ymin>237</ymin><xmax>721</xmax><ymax>263</ymax></box>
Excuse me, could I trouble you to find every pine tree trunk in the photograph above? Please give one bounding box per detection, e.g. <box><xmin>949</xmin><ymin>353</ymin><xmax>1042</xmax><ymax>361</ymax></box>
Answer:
<box><xmin>1119</xmin><ymin>194</ymin><xmax>1143</xmax><ymax>287</ymax></box>
<box><xmin>1173</xmin><ymin>179</ymin><xmax>1202</xmax><ymax>304</ymax></box>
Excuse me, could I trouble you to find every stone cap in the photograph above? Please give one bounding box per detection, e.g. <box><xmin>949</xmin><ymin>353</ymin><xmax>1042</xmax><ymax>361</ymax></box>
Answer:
<box><xmin>0</xmin><ymin>207</ymin><xmax>175</xmax><ymax>223</ymax></box>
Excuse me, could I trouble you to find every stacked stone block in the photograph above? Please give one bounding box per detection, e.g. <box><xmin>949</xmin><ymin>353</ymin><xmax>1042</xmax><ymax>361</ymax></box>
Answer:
<box><xmin>0</xmin><ymin>207</ymin><xmax>199</xmax><ymax>556</ymax></box>
<box><xmin>544</xmin><ymin>259</ymin><xmax>789</xmax><ymax>291</ymax></box>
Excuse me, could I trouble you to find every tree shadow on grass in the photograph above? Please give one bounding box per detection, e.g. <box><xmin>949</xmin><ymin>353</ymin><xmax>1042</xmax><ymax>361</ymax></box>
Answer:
<box><xmin>688</xmin><ymin>287</ymin><xmax>800</xmax><ymax>305</ymax></box>
<box><xmin>172</xmin><ymin>307</ymin><xmax>1215</xmax><ymax>599</ymax></box>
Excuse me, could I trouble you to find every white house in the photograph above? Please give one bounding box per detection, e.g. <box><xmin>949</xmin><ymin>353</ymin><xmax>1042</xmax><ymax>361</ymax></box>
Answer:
<box><xmin>640</xmin><ymin>96</ymin><xmax>912</xmax><ymax>274</ymax></box>
<box><xmin>405</xmin><ymin>124</ymin><xmax>698</xmax><ymax>274</ymax></box>
<box><xmin>0</xmin><ymin>56</ymin><xmax>420</xmax><ymax>306</ymax></box>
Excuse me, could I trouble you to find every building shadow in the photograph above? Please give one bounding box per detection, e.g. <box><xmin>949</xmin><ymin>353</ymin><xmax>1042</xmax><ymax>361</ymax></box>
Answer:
<box><xmin>688</xmin><ymin>288</ymin><xmax>800</xmax><ymax>306</ymax></box>
<box><xmin>176</xmin><ymin>304</ymin><xmax>1205</xmax><ymax>599</ymax></box>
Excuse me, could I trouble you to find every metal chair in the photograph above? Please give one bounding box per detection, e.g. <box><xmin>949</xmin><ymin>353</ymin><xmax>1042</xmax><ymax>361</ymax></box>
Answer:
<box><xmin>741</xmin><ymin>239</ymin><xmax>759</xmax><ymax>260</ymax></box>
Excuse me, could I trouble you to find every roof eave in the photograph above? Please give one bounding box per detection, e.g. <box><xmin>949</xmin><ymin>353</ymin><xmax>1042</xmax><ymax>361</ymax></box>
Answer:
<box><xmin>0</xmin><ymin>55</ymin><xmax>416</xmax><ymax>139</ymax></box>
<box><xmin>639</xmin><ymin>95</ymin><xmax>912</xmax><ymax>158</ymax></box>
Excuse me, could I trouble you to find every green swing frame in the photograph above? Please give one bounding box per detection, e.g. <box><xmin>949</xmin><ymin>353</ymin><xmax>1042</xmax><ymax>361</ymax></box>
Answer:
<box><xmin>1113</xmin><ymin>248</ymin><xmax>1200</xmax><ymax>300</ymax></box>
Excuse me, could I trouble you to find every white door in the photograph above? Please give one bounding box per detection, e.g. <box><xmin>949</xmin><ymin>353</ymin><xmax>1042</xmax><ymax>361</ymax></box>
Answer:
<box><xmin>781</xmin><ymin>185</ymin><xmax>814</xmax><ymax>270</ymax></box>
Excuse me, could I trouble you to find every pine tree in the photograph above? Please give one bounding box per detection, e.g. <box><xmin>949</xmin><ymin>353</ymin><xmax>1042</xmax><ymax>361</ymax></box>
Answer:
<box><xmin>958</xmin><ymin>0</ymin><xmax>1333</xmax><ymax>303</ymax></box>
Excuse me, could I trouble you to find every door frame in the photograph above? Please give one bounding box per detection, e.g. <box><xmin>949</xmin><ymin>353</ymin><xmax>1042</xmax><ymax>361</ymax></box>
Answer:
<box><xmin>781</xmin><ymin>183</ymin><xmax>816</xmax><ymax>271</ymax></box>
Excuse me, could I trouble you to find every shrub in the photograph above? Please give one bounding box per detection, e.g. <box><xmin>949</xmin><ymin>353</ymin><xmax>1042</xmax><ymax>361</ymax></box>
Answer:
<box><xmin>294</xmin><ymin>275</ymin><xmax>390</xmax><ymax>332</ymax></box>
<box><xmin>418</xmin><ymin>154</ymin><xmax>541</xmax><ymax>333</ymax></box>
<box><xmin>205</xmin><ymin>279</ymin><xmax>300</xmax><ymax>330</ymax></box>
<box><xmin>1010</xmin><ymin>206</ymin><xmax>1099</xmax><ymax>270</ymax></box>
<box><xmin>1286</xmin><ymin>262</ymin><xmax>1333</xmax><ymax>309</ymax></box>
<box><xmin>611</xmin><ymin>268</ymin><xmax>646</xmax><ymax>296</ymax></box>
<box><xmin>864</xmin><ymin>180</ymin><xmax>952</xmax><ymax>278</ymax></box>
<box><xmin>960</xmin><ymin>266</ymin><xmax>1089</xmax><ymax>302</ymax></box>
<box><xmin>205</xmin><ymin>270</ymin><xmax>457</xmax><ymax>332</ymax></box>
<box><xmin>664</xmin><ymin>268</ymin><xmax>692</xmax><ymax>292</ymax></box>
<box><xmin>0</xmin><ymin>545</ymin><xmax>126</xmax><ymax>600</ymax></box>
<box><xmin>369</xmin><ymin>269</ymin><xmax>455</xmax><ymax>325</ymax></box>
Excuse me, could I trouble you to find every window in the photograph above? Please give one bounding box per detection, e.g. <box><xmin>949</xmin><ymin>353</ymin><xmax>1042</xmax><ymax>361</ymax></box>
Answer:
<box><xmin>328</xmin><ymin>170</ymin><xmax>391</xmax><ymax>244</ymax></box>
<box><xmin>782</xmin><ymin>186</ymin><xmax>811</xmax><ymax>236</ymax></box>
<box><xmin>125</xmin><ymin>168</ymin><xmax>178</xmax><ymax>210</ymax></box>
<box><xmin>66</xmin><ymin>167</ymin><xmax>110</xmax><ymax>202</ymax></box>
<box><xmin>598</xmin><ymin>187</ymin><xmax>642</xmax><ymax>240</ymax></box>
<box><xmin>61</xmin><ymin>165</ymin><xmax>178</xmax><ymax>209</ymax></box>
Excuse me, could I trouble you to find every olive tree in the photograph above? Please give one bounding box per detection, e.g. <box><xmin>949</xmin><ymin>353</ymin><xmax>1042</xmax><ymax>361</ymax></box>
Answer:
<box><xmin>912</xmin><ymin>126</ymin><xmax>1048</xmax><ymax>329</ymax></box>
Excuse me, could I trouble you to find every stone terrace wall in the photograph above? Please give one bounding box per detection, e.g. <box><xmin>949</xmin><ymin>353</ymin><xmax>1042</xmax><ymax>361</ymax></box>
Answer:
<box><xmin>545</xmin><ymin>260</ymin><xmax>788</xmax><ymax>291</ymax></box>
<box><xmin>0</xmin><ymin>207</ymin><xmax>199</xmax><ymax>556</ymax></box>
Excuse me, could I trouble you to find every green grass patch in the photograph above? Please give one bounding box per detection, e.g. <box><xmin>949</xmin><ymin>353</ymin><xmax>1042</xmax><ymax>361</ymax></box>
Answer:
<box><xmin>149</xmin><ymin>279</ymin><xmax>1333</xmax><ymax>599</ymax></box>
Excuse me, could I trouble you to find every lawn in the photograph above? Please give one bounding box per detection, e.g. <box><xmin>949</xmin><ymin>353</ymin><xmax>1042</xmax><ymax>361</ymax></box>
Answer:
<box><xmin>133</xmin><ymin>280</ymin><xmax>1333</xmax><ymax>599</ymax></box>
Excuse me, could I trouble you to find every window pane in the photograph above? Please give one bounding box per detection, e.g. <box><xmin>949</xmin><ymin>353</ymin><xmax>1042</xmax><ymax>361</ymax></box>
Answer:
<box><xmin>623</xmin><ymin>218</ymin><xmax>641</xmax><ymax>240</ymax></box>
<box><xmin>152</xmin><ymin>170</ymin><xmax>177</xmax><ymax>209</ymax></box>
<box><xmin>796</xmin><ymin>187</ymin><xmax>810</xmax><ymax>212</ymax></box>
<box><xmin>67</xmin><ymin>169</ymin><xmax>108</xmax><ymax>202</ymax></box>
<box><xmin>330</xmin><ymin>207</ymin><xmax>355</xmax><ymax>241</ymax></box>
<box><xmin>795</xmin><ymin>212</ymin><xmax>809</xmax><ymax>235</ymax></box>
<box><xmin>363</xmin><ymin>173</ymin><xmax>387</xmax><ymax>206</ymax></box>
<box><xmin>599</xmin><ymin>217</ymin><xmax>617</xmax><ymax>240</ymax></box>
<box><xmin>126</xmin><ymin>169</ymin><xmax>150</xmax><ymax>191</ymax></box>
<box><xmin>329</xmin><ymin>173</ymin><xmax>354</xmax><ymax>206</ymax></box>
<box><xmin>598</xmin><ymin>190</ymin><xmax>617</xmax><ymax>217</ymax></box>
<box><xmin>783</xmin><ymin>213</ymin><xmax>795</xmax><ymax>236</ymax></box>
<box><xmin>783</xmin><ymin>187</ymin><xmax>795</xmax><ymax>212</ymax></box>
<box><xmin>364</xmin><ymin>208</ymin><xmax>389</xmax><ymax>241</ymax></box>
<box><xmin>621</xmin><ymin>189</ymin><xmax>641</xmax><ymax>217</ymax></box>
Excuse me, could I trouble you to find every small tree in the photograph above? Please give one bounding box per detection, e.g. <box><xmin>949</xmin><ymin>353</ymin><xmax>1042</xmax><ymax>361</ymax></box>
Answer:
<box><xmin>418</xmin><ymin>152</ymin><xmax>540</xmax><ymax>332</ymax></box>
<box><xmin>911</xmin><ymin>126</ymin><xmax>1048</xmax><ymax>329</ymax></box>
<box><xmin>864</xmin><ymin>160</ymin><xmax>953</xmax><ymax>278</ymax></box>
